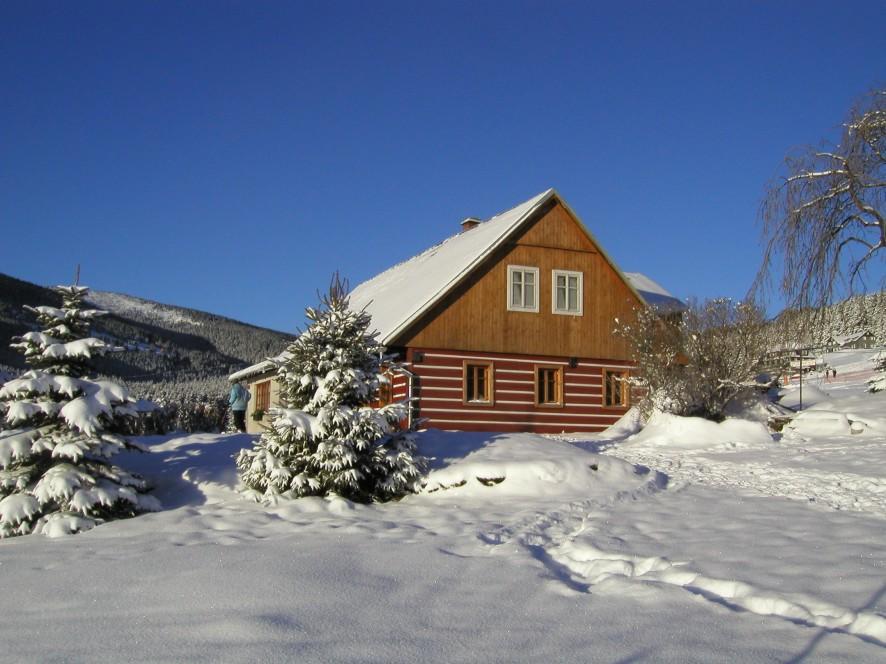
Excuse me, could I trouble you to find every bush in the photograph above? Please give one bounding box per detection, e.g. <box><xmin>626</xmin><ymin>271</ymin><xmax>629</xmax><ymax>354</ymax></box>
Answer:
<box><xmin>616</xmin><ymin>298</ymin><xmax>768</xmax><ymax>420</ymax></box>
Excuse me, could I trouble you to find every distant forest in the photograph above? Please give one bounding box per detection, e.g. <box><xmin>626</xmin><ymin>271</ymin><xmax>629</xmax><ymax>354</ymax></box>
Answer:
<box><xmin>769</xmin><ymin>291</ymin><xmax>886</xmax><ymax>347</ymax></box>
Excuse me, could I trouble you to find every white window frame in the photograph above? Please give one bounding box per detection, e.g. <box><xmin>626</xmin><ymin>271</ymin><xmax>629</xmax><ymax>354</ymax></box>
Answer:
<box><xmin>552</xmin><ymin>270</ymin><xmax>583</xmax><ymax>315</ymax></box>
<box><xmin>507</xmin><ymin>265</ymin><xmax>540</xmax><ymax>313</ymax></box>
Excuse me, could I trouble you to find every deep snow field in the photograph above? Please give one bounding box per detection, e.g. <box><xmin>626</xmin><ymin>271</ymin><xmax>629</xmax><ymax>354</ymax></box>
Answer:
<box><xmin>2</xmin><ymin>350</ymin><xmax>885</xmax><ymax>662</ymax></box>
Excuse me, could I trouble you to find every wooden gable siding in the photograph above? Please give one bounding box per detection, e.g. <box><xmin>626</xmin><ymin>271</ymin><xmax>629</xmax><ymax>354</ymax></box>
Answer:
<box><xmin>395</xmin><ymin>201</ymin><xmax>644</xmax><ymax>360</ymax></box>
<box><xmin>408</xmin><ymin>347</ymin><xmax>632</xmax><ymax>433</ymax></box>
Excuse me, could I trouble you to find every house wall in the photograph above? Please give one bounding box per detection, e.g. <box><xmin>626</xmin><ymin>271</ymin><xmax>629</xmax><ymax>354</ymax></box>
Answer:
<box><xmin>244</xmin><ymin>372</ymin><xmax>282</xmax><ymax>434</ymax></box>
<box><xmin>243</xmin><ymin>371</ymin><xmax>412</xmax><ymax>434</ymax></box>
<box><xmin>396</xmin><ymin>201</ymin><xmax>644</xmax><ymax>360</ymax></box>
<box><xmin>406</xmin><ymin>347</ymin><xmax>632</xmax><ymax>433</ymax></box>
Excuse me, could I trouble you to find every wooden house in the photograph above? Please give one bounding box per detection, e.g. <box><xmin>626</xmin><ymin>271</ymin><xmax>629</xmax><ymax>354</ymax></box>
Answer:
<box><xmin>230</xmin><ymin>189</ymin><xmax>683</xmax><ymax>434</ymax></box>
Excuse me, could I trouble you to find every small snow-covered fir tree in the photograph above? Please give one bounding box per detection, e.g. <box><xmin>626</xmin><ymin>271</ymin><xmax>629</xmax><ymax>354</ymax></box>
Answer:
<box><xmin>869</xmin><ymin>353</ymin><xmax>886</xmax><ymax>393</ymax></box>
<box><xmin>0</xmin><ymin>285</ymin><xmax>159</xmax><ymax>537</ymax></box>
<box><xmin>237</xmin><ymin>275</ymin><xmax>426</xmax><ymax>503</ymax></box>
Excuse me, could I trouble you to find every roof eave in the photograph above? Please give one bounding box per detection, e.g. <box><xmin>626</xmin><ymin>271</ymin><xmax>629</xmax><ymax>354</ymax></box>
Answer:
<box><xmin>380</xmin><ymin>188</ymin><xmax>558</xmax><ymax>346</ymax></box>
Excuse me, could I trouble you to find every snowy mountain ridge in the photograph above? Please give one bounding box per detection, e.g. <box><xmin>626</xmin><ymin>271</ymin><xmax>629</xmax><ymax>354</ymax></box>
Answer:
<box><xmin>0</xmin><ymin>272</ymin><xmax>296</xmax><ymax>389</ymax></box>
<box><xmin>87</xmin><ymin>290</ymin><xmax>206</xmax><ymax>329</ymax></box>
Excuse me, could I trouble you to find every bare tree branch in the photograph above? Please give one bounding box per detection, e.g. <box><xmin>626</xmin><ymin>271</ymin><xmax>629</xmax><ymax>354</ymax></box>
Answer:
<box><xmin>752</xmin><ymin>88</ymin><xmax>886</xmax><ymax>309</ymax></box>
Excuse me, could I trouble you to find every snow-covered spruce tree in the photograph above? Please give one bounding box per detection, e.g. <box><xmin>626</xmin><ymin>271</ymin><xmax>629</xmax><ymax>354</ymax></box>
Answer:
<box><xmin>237</xmin><ymin>275</ymin><xmax>426</xmax><ymax>503</ymax></box>
<box><xmin>869</xmin><ymin>353</ymin><xmax>886</xmax><ymax>393</ymax></box>
<box><xmin>0</xmin><ymin>285</ymin><xmax>159</xmax><ymax>537</ymax></box>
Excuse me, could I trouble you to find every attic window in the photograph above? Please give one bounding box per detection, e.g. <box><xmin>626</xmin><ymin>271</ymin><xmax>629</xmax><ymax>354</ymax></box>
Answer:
<box><xmin>552</xmin><ymin>270</ymin><xmax>583</xmax><ymax>315</ymax></box>
<box><xmin>507</xmin><ymin>266</ymin><xmax>539</xmax><ymax>312</ymax></box>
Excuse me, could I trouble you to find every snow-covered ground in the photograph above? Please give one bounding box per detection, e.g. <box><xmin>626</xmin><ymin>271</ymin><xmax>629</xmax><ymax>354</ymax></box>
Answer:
<box><xmin>1</xmin><ymin>350</ymin><xmax>885</xmax><ymax>662</ymax></box>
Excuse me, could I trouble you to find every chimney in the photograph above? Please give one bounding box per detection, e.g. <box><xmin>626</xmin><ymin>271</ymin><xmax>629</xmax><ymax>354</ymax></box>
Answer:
<box><xmin>461</xmin><ymin>216</ymin><xmax>481</xmax><ymax>232</ymax></box>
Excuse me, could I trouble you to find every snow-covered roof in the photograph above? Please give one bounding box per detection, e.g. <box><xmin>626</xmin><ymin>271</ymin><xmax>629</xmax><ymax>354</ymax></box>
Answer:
<box><xmin>349</xmin><ymin>189</ymin><xmax>682</xmax><ymax>345</ymax></box>
<box><xmin>229</xmin><ymin>360</ymin><xmax>275</xmax><ymax>383</ymax></box>
<box><xmin>831</xmin><ymin>330</ymin><xmax>871</xmax><ymax>347</ymax></box>
<box><xmin>623</xmin><ymin>273</ymin><xmax>686</xmax><ymax>315</ymax></box>
<box><xmin>349</xmin><ymin>189</ymin><xmax>557</xmax><ymax>345</ymax></box>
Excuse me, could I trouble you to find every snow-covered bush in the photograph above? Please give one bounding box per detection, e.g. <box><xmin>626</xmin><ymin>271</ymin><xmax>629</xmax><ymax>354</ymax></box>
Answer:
<box><xmin>237</xmin><ymin>275</ymin><xmax>426</xmax><ymax>503</ymax></box>
<box><xmin>616</xmin><ymin>298</ymin><xmax>768</xmax><ymax>420</ymax></box>
<box><xmin>0</xmin><ymin>286</ymin><xmax>159</xmax><ymax>537</ymax></box>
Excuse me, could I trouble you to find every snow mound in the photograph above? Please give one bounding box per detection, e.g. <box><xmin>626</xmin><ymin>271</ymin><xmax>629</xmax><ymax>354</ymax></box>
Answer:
<box><xmin>779</xmin><ymin>384</ymin><xmax>831</xmax><ymax>410</ymax></box>
<box><xmin>784</xmin><ymin>410</ymin><xmax>851</xmax><ymax>438</ymax></box>
<box><xmin>626</xmin><ymin>412</ymin><xmax>773</xmax><ymax>449</ymax></box>
<box><xmin>418</xmin><ymin>430</ymin><xmax>646</xmax><ymax>499</ymax></box>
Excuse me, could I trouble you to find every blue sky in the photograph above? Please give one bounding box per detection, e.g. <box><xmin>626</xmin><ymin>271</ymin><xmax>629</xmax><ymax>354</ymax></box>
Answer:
<box><xmin>2</xmin><ymin>1</ymin><xmax>883</xmax><ymax>332</ymax></box>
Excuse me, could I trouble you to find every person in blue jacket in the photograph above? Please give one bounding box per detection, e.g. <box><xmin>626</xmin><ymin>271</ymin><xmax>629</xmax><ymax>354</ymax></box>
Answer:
<box><xmin>229</xmin><ymin>381</ymin><xmax>251</xmax><ymax>432</ymax></box>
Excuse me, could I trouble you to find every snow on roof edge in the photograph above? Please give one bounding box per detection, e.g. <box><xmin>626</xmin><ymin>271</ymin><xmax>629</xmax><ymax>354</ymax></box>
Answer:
<box><xmin>623</xmin><ymin>272</ymin><xmax>687</xmax><ymax>314</ymax></box>
<box><xmin>385</xmin><ymin>188</ymin><xmax>556</xmax><ymax>344</ymax></box>
<box><xmin>349</xmin><ymin>189</ymin><xmax>556</xmax><ymax>345</ymax></box>
<box><xmin>229</xmin><ymin>360</ymin><xmax>275</xmax><ymax>383</ymax></box>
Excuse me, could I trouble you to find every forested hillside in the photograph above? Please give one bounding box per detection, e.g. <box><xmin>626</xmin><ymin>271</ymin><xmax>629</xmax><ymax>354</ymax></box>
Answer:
<box><xmin>770</xmin><ymin>291</ymin><xmax>886</xmax><ymax>347</ymax></box>
<box><xmin>0</xmin><ymin>273</ymin><xmax>295</xmax><ymax>415</ymax></box>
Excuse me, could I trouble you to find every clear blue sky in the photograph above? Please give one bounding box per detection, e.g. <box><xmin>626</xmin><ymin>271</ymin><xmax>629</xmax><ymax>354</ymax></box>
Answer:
<box><xmin>2</xmin><ymin>1</ymin><xmax>883</xmax><ymax>332</ymax></box>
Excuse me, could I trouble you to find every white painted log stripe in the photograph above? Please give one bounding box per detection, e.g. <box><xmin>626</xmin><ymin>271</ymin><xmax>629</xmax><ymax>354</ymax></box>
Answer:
<box><xmin>419</xmin><ymin>352</ymin><xmax>633</xmax><ymax>369</ymax></box>
<box><xmin>420</xmin><ymin>407</ymin><xmax>621</xmax><ymax>419</ymax></box>
<box><xmin>430</xmin><ymin>419</ymin><xmax>613</xmax><ymax>429</ymax></box>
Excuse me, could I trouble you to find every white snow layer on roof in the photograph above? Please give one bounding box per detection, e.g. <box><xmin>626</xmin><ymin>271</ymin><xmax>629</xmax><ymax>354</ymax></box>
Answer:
<box><xmin>623</xmin><ymin>272</ymin><xmax>685</xmax><ymax>314</ymax></box>
<box><xmin>349</xmin><ymin>189</ymin><xmax>555</xmax><ymax>345</ymax></box>
<box><xmin>229</xmin><ymin>360</ymin><xmax>275</xmax><ymax>383</ymax></box>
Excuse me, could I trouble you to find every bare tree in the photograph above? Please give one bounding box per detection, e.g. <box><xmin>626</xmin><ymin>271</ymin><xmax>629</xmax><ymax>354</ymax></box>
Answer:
<box><xmin>616</xmin><ymin>298</ymin><xmax>768</xmax><ymax>420</ymax></box>
<box><xmin>754</xmin><ymin>88</ymin><xmax>885</xmax><ymax>309</ymax></box>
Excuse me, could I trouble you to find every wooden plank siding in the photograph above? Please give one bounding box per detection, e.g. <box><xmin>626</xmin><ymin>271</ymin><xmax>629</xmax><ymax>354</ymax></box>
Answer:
<box><xmin>406</xmin><ymin>348</ymin><xmax>632</xmax><ymax>433</ymax></box>
<box><xmin>394</xmin><ymin>201</ymin><xmax>645</xmax><ymax>360</ymax></box>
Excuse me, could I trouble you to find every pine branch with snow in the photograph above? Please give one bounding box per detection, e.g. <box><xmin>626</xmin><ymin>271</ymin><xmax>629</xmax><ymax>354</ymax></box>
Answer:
<box><xmin>0</xmin><ymin>285</ymin><xmax>159</xmax><ymax>538</ymax></box>
<box><xmin>237</xmin><ymin>274</ymin><xmax>426</xmax><ymax>503</ymax></box>
<box><xmin>869</xmin><ymin>353</ymin><xmax>886</xmax><ymax>393</ymax></box>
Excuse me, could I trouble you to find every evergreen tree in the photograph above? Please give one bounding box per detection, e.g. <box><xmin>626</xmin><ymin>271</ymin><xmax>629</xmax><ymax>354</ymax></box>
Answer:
<box><xmin>0</xmin><ymin>286</ymin><xmax>159</xmax><ymax>537</ymax></box>
<box><xmin>870</xmin><ymin>353</ymin><xmax>886</xmax><ymax>393</ymax></box>
<box><xmin>237</xmin><ymin>275</ymin><xmax>426</xmax><ymax>503</ymax></box>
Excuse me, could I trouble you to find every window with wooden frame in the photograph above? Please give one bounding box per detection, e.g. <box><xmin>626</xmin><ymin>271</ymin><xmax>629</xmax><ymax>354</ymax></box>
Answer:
<box><xmin>463</xmin><ymin>361</ymin><xmax>494</xmax><ymax>404</ymax></box>
<box><xmin>552</xmin><ymin>270</ymin><xmax>583</xmax><ymax>315</ymax></box>
<box><xmin>603</xmin><ymin>369</ymin><xmax>629</xmax><ymax>408</ymax></box>
<box><xmin>376</xmin><ymin>373</ymin><xmax>394</xmax><ymax>407</ymax></box>
<box><xmin>507</xmin><ymin>265</ymin><xmax>540</xmax><ymax>312</ymax></box>
<box><xmin>535</xmin><ymin>365</ymin><xmax>563</xmax><ymax>407</ymax></box>
<box><xmin>255</xmin><ymin>380</ymin><xmax>271</xmax><ymax>412</ymax></box>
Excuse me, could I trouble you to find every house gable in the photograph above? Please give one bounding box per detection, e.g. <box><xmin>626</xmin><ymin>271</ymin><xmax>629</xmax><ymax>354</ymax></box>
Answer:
<box><xmin>392</xmin><ymin>200</ymin><xmax>645</xmax><ymax>359</ymax></box>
